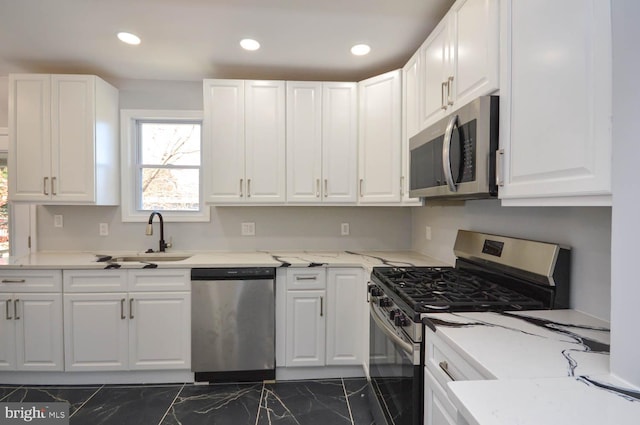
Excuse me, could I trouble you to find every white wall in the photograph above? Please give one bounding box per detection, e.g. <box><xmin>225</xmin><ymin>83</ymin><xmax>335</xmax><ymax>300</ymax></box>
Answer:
<box><xmin>610</xmin><ymin>0</ymin><xmax>640</xmax><ymax>388</ymax></box>
<box><xmin>412</xmin><ymin>200</ymin><xmax>612</xmax><ymax>321</ymax></box>
<box><xmin>37</xmin><ymin>205</ymin><xmax>412</xmax><ymax>252</ymax></box>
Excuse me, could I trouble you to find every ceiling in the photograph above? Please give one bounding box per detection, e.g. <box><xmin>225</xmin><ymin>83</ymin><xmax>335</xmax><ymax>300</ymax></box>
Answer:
<box><xmin>0</xmin><ymin>0</ymin><xmax>454</xmax><ymax>84</ymax></box>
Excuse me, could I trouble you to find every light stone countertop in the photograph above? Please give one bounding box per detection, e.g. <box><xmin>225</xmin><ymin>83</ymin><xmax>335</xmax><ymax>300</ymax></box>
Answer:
<box><xmin>0</xmin><ymin>250</ymin><xmax>448</xmax><ymax>273</ymax></box>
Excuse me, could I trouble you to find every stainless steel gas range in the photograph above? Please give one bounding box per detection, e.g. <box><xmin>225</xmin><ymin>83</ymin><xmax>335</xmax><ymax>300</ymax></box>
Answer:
<box><xmin>367</xmin><ymin>230</ymin><xmax>571</xmax><ymax>425</ymax></box>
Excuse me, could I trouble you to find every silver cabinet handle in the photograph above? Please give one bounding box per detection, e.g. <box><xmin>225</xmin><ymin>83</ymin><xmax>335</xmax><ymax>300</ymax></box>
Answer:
<box><xmin>324</xmin><ymin>179</ymin><xmax>328</xmax><ymax>197</ymax></box>
<box><xmin>247</xmin><ymin>179</ymin><xmax>251</xmax><ymax>198</ymax></box>
<box><xmin>439</xmin><ymin>360</ymin><xmax>456</xmax><ymax>381</ymax></box>
<box><xmin>44</xmin><ymin>177</ymin><xmax>49</xmax><ymax>195</ymax></box>
<box><xmin>400</xmin><ymin>176</ymin><xmax>404</xmax><ymax>196</ymax></box>
<box><xmin>296</xmin><ymin>276</ymin><xmax>317</xmax><ymax>281</ymax></box>
<box><xmin>5</xmin><ymin>299</ymin><xmax>11</xmax><ymax>320</ymax></box>
<box><xmin>359</xmin><ymin>179</ymin><xmax>364</xmax><ymax>197</ymax></box>
<box><xmin>14</xmin><ymin>299</ymin><xmax>19</xmax><ymax>320</ymax></box>
<box><xmin>129</xmin><ymin>298</ymin><xmax>134</xmax><ymax>319</ymax></box>
<box><xmin>447</xmin><ymin>76</ymin><xmax>454</xmax><ymax>106</ymax></box>
<box><xmin>2</xmin><ymin>279</ymin><xmax>26</xmax><ymax>283</ymax></box>
<box><xmin>51</xmin><ymin>176</ymin><xmax>57</xmax><ymax>196</ymax></box>
<box><xmin>316</xmin><ymin>179</ymin><xmax>320</xmax><ymax>198</ymax></box>
<box><xmin>496</xmin><ymin>149</ymin><xmax>505</xmax><ymax>187</ymax></box>
<box><xmin>240</xmin><ymin>179</ymin><xmax>244</xmax><ymax>197</ymax></box>
<box><xmin>441</xmin><ymin>82</ymin><xmax>448</xmax><ymax>110</ymax></box>
<box><xmin>120</xmin><ymin>298</ymin><xmax>126</xmax><ymax>320</ymax></box>
<box><xmin>320</xmin><ymin>296</ymin><xmax>323</xmax><ymax>317</ymax></box>
<box><xmin>442</xmin><ymin>114</ymin><xmax>459</xmax><ymax>193</ymax></box>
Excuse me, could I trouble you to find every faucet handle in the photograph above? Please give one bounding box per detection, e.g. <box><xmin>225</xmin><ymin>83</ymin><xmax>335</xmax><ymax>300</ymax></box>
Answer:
<box><xmin>145</xmin><ymin>248</ymin><xmax>154</xmax><ymax>253</ymax></box>
<box><xmin>166</xmin><ymin>237</ymin><xmax>173</xmax><ymax>249</ymax></box>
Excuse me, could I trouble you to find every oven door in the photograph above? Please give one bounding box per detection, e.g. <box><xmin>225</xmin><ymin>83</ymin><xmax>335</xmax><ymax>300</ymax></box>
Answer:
<box><xmin>368</xmin><ymin>302</ymin><xmax>422</xmax><ymax>425</ymax></box>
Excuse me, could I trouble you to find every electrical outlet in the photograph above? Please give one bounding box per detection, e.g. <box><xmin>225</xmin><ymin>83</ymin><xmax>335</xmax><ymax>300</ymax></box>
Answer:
<box><xmin>241</xmin><ymin>222</ymin><xmax>255</xmax><ymax>236</ymax></box>
<box><xmin>99</xmin><ymin>223</ymin><xmax>109</xmax><ymax>236</ymax></box>
<box><xmin>425</xmin><ymin>226</ymin><xmax>432</xmax><ymax>241</ymax></box>
<box><xmin>54</xmin><ymin>214</ymin><xmax>63</xmax><ymax>228</ymax></box>
<box><xmin>341</xmin><ymin>223</ymin><xmax>350</xmax><ymax>236</ymax></box>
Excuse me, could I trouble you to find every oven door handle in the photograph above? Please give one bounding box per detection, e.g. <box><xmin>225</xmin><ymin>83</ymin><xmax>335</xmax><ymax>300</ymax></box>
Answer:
<box><xmin>442</xmin><ymin>113</ymin><xmax>458</xmax><ymax>193</ymax></box>
<box><xmin>370</xmin><ymin>303</ymin><xmax>413</xmax><ymax>355</ymax></box>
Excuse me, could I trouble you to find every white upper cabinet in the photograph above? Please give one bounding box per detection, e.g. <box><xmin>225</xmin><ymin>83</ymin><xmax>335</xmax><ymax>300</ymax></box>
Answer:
<box><xmin>286</xmin><ymin>82</ymin><xmax>357</xmax><ymax>203</ymax></box>
<box><xmin>203</xmin><ymin>79</ymin><xmax>286</xmax><ymax>204</ymax></box>
<box><xmin>358</xmin><ymin>70</ymin><xmax>402</xmax><ymax>204</ymax></box>
<box><xmin>498</xmin><ymin>0</ymin><xmax>612</xmax><ymax>205</ymax></box>
<box><xmin>8</xmin><ymin>74</ymin><xmax>119</xmax><ymax>205</ymax></box>
<box><xmin>419</xmin><ymin>0</ymin><xmax>499</xmax><ymax>130</ymax></box>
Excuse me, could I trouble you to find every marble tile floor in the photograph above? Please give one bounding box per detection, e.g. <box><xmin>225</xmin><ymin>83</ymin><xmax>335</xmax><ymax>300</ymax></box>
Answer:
<box><xmin>0</xmin><ymin>378</ymin><xmax>375</xmax><ymax>425</ymax></box>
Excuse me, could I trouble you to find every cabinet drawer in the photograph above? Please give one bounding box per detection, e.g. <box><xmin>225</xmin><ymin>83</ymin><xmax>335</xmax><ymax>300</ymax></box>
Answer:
<box><xmin>425</xmin><ymin>329</ymin><xmax>485</xmax><ymax>390</ymax></box>
<box><xmin>286</xmin><ymin>268</ymin><xmax>326</xmax><ymax>290</ymax></box>
<box><xmin>0</xmin><ymin>270</ymin><xmax>62</xmax><ymax>292</ymax></box>
<box><xmin>63</xmin><ymin>269</ymin><xmax>127</xmax><ymax>292</ymax></box>
<box><xmin>128</xmin><ymin>269</ymin><xmax>190</xmax><ymax>291</ymax></box>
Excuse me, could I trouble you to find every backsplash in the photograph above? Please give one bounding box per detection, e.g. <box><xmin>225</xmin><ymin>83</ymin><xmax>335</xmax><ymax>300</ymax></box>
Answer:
<box><xmin>37</xmin><ymin>205</ymin><xmax>412</xmax><ymax>252</ymax></box>
<box><xmin>412</xmin><ymin>199</ymin><xmax>612</xmax><ymax>321</ymax></box>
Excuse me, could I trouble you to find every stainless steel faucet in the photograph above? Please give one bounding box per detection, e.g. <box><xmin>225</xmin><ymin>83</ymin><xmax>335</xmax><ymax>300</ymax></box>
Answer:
<box><xmin>146</xmin><ymin>211</ymin><xmax>170</xmax><ymax>252</ymax></box>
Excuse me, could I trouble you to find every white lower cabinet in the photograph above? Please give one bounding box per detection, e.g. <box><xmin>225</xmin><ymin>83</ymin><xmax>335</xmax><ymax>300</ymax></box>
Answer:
<box><xmin>0</xmin><ymin>270</ymin><xmax>63</xmax><ymax>372</ymax></box>
<box><xmin>63</xmin><ymin>269</ymin><xmax>191</xmax><ymax>372</ymax></box>
<box><xmin>285</xmin><ymin>290</ymin><xmax>326</xmax><ymax>367</ymax></box>
<box><xmin>0</xmin><ymin>293</ymin><xmax>63</xmax><ymax>371</ymax></box>
<box><xmin>424</xmin><ymin>328</ymin><xmax>486</xmax><ymax>425</ymax></box>
<box><xmin>282</xmin><ymin>268</ymin><xmax>364</xmax><ymax>368</ymax></box>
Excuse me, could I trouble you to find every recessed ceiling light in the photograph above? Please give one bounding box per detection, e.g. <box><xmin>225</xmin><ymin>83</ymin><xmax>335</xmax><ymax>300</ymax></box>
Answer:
<box><xmin>240</xmin><ymin>39</ymin><xmax>261</xmax><ymax>51</ymax></box>
<box><xmin>351</xmin><ymin>44</ymin><xmax>371</xmax><ymax>56</ymax></box>
<box><xmin>117</xmin><ymin>32</ymin><xmax>141</xmax><ymax>45</ymax></box>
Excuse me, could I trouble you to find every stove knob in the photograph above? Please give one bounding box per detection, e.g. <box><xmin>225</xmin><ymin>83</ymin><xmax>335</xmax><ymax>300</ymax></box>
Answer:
<box><xmin>389</xmin><ymin>309</ymin><xmax>401</xmax><ymax>320</ymax></box>
<box><xmin>394</xmin><ymin>314</ymin><xmax>410</xmax><ymax>327</ymax></box>
<box><xmin>378</xmin><ymin>297</ymin><xmax>392</xmax><ymax>307</ymax></box>
<box><xmin>369</xmin><ymin>286</ymin><xmax>383</xmax><ymax>297</ymax></box>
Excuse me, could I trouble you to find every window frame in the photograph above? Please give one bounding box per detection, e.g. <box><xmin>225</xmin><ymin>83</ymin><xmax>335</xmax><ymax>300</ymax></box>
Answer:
<box><xmin>120</xmin><ymin>109</ymin><xmax>210</xmax><ymax>222</ymax></box>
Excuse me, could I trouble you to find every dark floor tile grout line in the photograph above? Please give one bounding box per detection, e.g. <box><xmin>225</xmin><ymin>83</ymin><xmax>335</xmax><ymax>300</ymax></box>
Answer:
<box><xmin>341</xmin><ymin>378</ymin><xmax>356</xmax><ymax>425</ymax></box>
<box><xmin>69</xmin><ymin>384</ymin><xmax>104</xmax><ymax>419</ymax></box>
<box><xmin>156</xmin><ymin>383</ymin><xmax>185</xmax><ymax>425</ymax></box>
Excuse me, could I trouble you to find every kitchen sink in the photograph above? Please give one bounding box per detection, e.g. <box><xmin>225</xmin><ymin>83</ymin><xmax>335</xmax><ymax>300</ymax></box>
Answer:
<box><xmin>111</xmin><ymin>255</ymin><xmax>192</xmax><ymax>262</ymax></box>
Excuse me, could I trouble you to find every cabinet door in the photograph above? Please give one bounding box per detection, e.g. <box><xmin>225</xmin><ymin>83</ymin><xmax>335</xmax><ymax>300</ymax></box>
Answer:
<box><xmin>129</xmin><ymin>292</ymin><xmax>191</xmax><ymax>370</ymax></box>
<box><xmin>420</xmin><ymin>20</ymin><xmax>449</xmax><ymax>128</ymax></box>
<box><xmin>8</xmin><ymin>74</ymin><xmax>52</xmax><ymax>202</ymax></box>
<box><xmin>64</xmin><ymin>293</ymin><xmax>128</xmax><ymax>371</ymax></box>
<box><xmin>424</xmin><ymin>368</ymin><xmax>458</xmax><ymax>425</ymax></box>
<box><xmin>449</xmin><ymin>0</ymin><xmax>499</xmax><ymax>110</ymax></box>
<box><xmin>499</xmin><ymin>0</ymin><xmax>612</xmax><ymax>205</ymax></box>
<box><xmin>358</xmin><ymin>70</ymin><xmax>402</xmax><ymax>203</ymax></box>
<box><xmin>15</xmin><ymin>293</ymin><xmax>63</xmax><ymax>371</ymax></box>
<box><xmin>323</xmin><ymin>82</ymin><xmax>358</xmax><ymax>203</ymax></box>
<box><xmin>401</xmin><ymin>53</ymin><xmax>423</xmax><ymax>205</ymax></box>
<box><xmin>0</xmin><ymin>294</ymin><xmax>16</xmax><ymax>370</ymax></box>
<box><xmin>203</xmin><ymin>79</ymin><xmax>246</xmax><ymax>203</ymax></box>
<box><xmin>51</xmin><ymin>75</ymin><xmax>96</xmax><ymax>203</ymax></box>
<box><xmin>326</xmin><ymin>268</ymin><xmax>363</xmax><ymax>365</ymax></box>
<box><xmin>245</xmin><ymin>80</ymin><xmax>286</xmax><ymax>202</ymax></box>
<box><xmin>285</xmin><ymin>290</ymin><xmax>326</xmax><ymax>367</ymax></box>
<box><xmin>286</xmin><ymin>81</ymin><xmax>323</xmax><ymax>203</ymax></box>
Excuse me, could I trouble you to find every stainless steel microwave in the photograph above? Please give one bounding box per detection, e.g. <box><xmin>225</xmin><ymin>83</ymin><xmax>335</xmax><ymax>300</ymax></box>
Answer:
<box><xmin>409</xmin><ymin>96</ymin><xmax>499</xmax><ymax>200</ymax></box>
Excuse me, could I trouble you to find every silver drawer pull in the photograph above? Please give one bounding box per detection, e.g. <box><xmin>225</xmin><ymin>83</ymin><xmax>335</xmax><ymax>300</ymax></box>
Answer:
<box><xmin>5</xmin><ymin>299</ymin><xmax>11</xmax><ymax>320</ymax></box>
<box><xmin>129</xmin><ymin>298</ymin><xmax>134</xmax><ymax>319</ymax></box>
<box><xmin>1</xmin><ymin>279</ymin><xmax>26</xmax><ymax>283</ymax></box>
<box><xmin>439</xmin><ymin>360</ymin><xmax>456</xmax><ymax>381</ymax></box>
<box><xmin>14</xmin><ymin>299</ymin><xmax>20</xmax><ymax>320</ymax></box>
<box><xmin>120</xmin><ymin>298</ymin><xmax>126</xmax><ymax>320</ymax></box>
<box><xmin>295</xmin><ymin>276</ymin><xmax>317</xmax><ymax>281</ymax></box>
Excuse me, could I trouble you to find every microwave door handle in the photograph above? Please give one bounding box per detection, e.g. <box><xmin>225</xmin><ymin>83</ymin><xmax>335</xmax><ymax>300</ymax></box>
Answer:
<box><xmin>442</xmin><ymin>114</ymin><xmax>458</xmax><ymax>193</ymax></box>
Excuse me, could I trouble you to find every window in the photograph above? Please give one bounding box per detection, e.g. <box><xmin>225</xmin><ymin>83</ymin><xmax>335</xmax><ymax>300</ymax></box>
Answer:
<box><xmin>121</xmin><ymin>110</ymin><xmax>209</xmax><ymax>222</ymax></box>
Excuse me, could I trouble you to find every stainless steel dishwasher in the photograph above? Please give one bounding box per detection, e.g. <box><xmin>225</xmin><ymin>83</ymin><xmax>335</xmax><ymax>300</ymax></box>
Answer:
<box><xmin>191</xmin><ymin>268</ymin><xmax>275</xmax><ymax>382</ymax></box>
